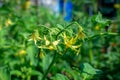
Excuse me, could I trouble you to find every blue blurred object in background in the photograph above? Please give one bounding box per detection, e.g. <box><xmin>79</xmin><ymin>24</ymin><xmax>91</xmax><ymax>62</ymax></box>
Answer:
<box><xmin>59</xmin><ymin>0</ymin><xmax>64</xmax><ymax>14</ymax></box>
<box><xmin>64</xmin><ymin>0</ymin><xmax>73</xmax><ymax>21</ymax></box>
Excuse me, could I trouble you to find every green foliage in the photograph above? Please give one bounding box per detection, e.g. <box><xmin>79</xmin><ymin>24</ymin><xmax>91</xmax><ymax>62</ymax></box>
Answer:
<box><xmin>0</xmin><ymin>1</ymin><xmax>120</xmax><ymax>80</ymax></box>
<box><xmin>80</xmin><ymin>63</ymin><xmax>102</xmax><ymax>75</ymax></box>
<box><xmin>91</xmin><ymin>12</ymin><xmax>111</xmax><ymax>27</ymax></box>
<box><xmin>0</xmin><ymin>69</ymin><xmax>10</xmax><ymax>80</ymax></box>
<box><xmin>80</xmin><ymin>63</ymin><xmax>102</xmax><ymax>80</ymax></box>
<box><xmin>52</xmin><ymin>74</ymin><xmax>69</xmax><ymax>80</ymax></box>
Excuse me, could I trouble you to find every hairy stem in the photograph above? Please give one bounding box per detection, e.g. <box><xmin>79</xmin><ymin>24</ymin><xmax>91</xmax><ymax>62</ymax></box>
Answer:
<box><xmin>87</xmin><ymin>32</ymin><xmax>120</xmax><ymax>40</ymax></box>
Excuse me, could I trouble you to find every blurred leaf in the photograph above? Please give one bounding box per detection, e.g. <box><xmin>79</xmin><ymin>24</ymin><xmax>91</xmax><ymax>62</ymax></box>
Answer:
<box><xmin>0</xmin><ymin>6</ymin><xmax>11</xmax><ymax>14</ymax></box>
<box><xmin>0</xmin><ymin>69</ymin><xmax>10</xmax><ymax>80</ymax></box>
<box><xmin>80</xmin><ymin>63</ymin><xmax>102</xmax><ymax>75</ymax></box>
<box><xmin>26</xmin><ymin>45</ymin><xmax>38</xmax><ymax>66</ymax></box>
<box><xmin>66</xmin><ymin>69</ymin><xmax>80</xmax><ymax>80</ymax></box>
<box><xmin>95</xmin><ymin>13</ymin><xmax>111</xmax><ymax>27</ymax></box>
<box><xmin>10</xmin><ymin>70</ymin><xmax>22</xmax><ymax>76</ymax></box>
<box><xmin>30</xmin><ymin>69</ymin><xmax>42</xmax><ymax>76</ymax></box>
<box><xmin>52</xmin><ymin>73</ymin><xmax>69</xmax><ymax>80</ymax></box>
<box><xmin>57</xmin><ymin>24</ymin><xmax>64</xmax><ymax>30</ymax></box>
<box><xmin>91</xmin><ymin>12</ymin><xmax>111</xmax><ymax>27</ymax></box>
<box><xmin>40</xmin><ymin>54</ymin><xmax>52</xmax><ymax>72</ymax></box>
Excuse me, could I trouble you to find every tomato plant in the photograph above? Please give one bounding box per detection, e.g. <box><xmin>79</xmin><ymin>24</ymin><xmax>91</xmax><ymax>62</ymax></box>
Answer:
<box><xmin>0</xmin><ymin>1</ymin><xmax>120</xmax><ymax>80</ymax></box>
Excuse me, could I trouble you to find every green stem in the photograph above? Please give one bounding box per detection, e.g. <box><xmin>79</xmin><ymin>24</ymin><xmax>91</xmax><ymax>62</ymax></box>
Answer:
<box><xmin>85</xmin><ymin>32</ymin><xmax>120</xmax><ymax>41</ymax></box>
<box><xmin>87</xmin><ymin>32</ymin><xmax>120</xmax><ymax>41</ymax></box>
<box><xmin>56</xmin><ymin>22</ymin><xmax>79</xmax><ymax>39</ymax></box>
<box><xmin>89</xmin><ymin>39</ymin><xmax>93</xmax><ymax>62</ymax></box>
<box><xmin>41</xmin><ymin>52</ymin><xmax>57</xmax><ymax>80</ymax></box>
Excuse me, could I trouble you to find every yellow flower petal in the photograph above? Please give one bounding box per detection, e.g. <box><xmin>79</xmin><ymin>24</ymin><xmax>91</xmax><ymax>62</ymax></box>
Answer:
<box><xmin>48</xmin><ymin>45</ymin><xmax>54</xmax><ymax>50</ymax></box>
<box><xmin>53</xmin><ymin>40</ymin><xmax>60</xmax><ymax>46</ymax></box>
<box><xmin>63</xmin><ymin>32</ymin><xmax>78</xmax><ymax>49</ymax></box>
<box><xmin>95</xmin><ymin>25</ymin><xmax>100</xmax><ymax>30</ymax></box>
<box><xmin>77</xmin><ymin>30</ymin><xmax>86</xmax><ymax>40</ymax></box>
<box><xmin>19</xmin><ymin>50</ymin><xmax>26</xmax><ymax>55</ymax></box>
<box><xmin>39</xmin><ymin>51</ymin><xmax>45</xmax><ymax>58</ymax></box>
<box><xmin>28</xmin><ymin>30</ymin><xmax>41</xmax><ymax>45</ymax></box>
<box><xmin>14</xmin><ymin>50</ymin><xmax>26</xmax><ymax>57</ymax></box>
<box><xmin>71</xmin><ymin>45</ymin><xmax>81</xmax><ymax>49</ymax></box>
<box><xmin>44</xmin><ymin>36</ymin><xmax>50</xmax><ymax>46</ymax></box>
<box><xmin>5</xmin><ymin>19</ymin><xmax>12</xmax><ymax>27</ymax></box>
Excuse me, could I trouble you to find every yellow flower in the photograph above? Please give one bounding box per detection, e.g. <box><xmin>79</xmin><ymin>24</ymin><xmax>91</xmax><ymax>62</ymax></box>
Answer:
<box><xmin>5</xmin><ymin>19</ymin><xmax>12</xmax><ymax>27</ymax></box>
<box><xmin>62</xmin><ymin>32</ymin><xmax>82</xmax><ymax>55</ymax></box>
<box><xmin>38</xmin><ymin>36</ymin><xmax>60</xmax><ymax>50</ymax></box>
<box><xmin>76</xmin><ymin>27</ymin><xmax>86</xmax><ymax>41</ymax></box>
<box><xmin>44</xmin><ymin>36</ymin><xmax>50</xmax><ymax>46</ymax></box>
<box><xmin>114</xmin><ymin>4</ymin><xmax>120</xmax><ymax>9</ymax></box>
<box><xmin>28</xmin><ymin>30</ymin><xmax>41</xmax><ymax>45</ymax></box>
<box><xmin>48</xmin><ymin>45</ymin><xmax>54</xmax><ymax>50</ymax></box>
<box><xmin>19</xmin><ymin>50</ymin><xmax>26</xmax><ymax>55</ymax></box>
<box><xmin>39</xmin><ymin>51</ymin><xmax>45</xmax><ymax>58</ymax></box>
<box><xmin>65</xmin><ymin>37</ymin><xmax>76</xmax><ymax>48</ymax></box>
<box><xmin>53</xmin><ymin>40</ymin><xmax>60</xmax><ymax>46</ymax></box>
<box><xmin>14</xmin><ymin>50</ymin><xmax>26</xmax><ymax>57</ymax></box>
<box><xmin>63</xmin><ymin>33</ymin><xmax>80</xmax><ymax>49</ymax></box>
<box><xmin>63</xmin><ymin>33</ymin><xmax>75</xmax><ymax>48</ymax></box>
<box><xmin>22</xmin><ymin>0</ymin><xmax>31</xmax><ymax>10</ymax></box>
<box><xmin>95</xmin><ymin>25</ymin><xmax>100</xmax><ymax>30</ymax></box>
<box><xmin>71</xmin><ymin>45</ymin><xmax>81</xmax><ymax>50</ymax></box>
<box><xmin>26</xmin><ymin>0</ymin><xmax>31</xmax><ymax>8</ymax></box>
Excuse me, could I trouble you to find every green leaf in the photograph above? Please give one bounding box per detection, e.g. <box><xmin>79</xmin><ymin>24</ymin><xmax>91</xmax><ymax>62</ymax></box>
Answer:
<box><xmin>10</xmin><ymin>70</ymin><xmax>22</xmax><ymax>76</ymax></box>
<box><xmin>29</xmin><ymin>69</ymin><xmax>42</xmax><ymax>76</ymax></box>
<box><xmin>80</xmin><ymin>63</ymin><xmax>102</xmax><ymax>75</ymax></box>
<box><xmin>40</xmin><ymin>54</ymin><xmax>52</xmax><ymax>72</ymax></box>
<box><xmin>66</xmin><ymin>69</ymin><xmax>80</xmax><ymax>80</ymax></box>
<box><xmin>57</xmin><ymin>24</ymin><xmax>64</xmax><ymax>30</ymax></box>
<box><xmin>30</xmin><ymin>70</ymin><xmax>43</xmax><ymax>80</ymax></box>
<box><xmin>26</xmin><ymin>45</ymin><xmax>38</xmax><ymax>66</ymax></box>
<box><xmin>52</xmin><ymin>73</ymin><xmax>69</xmax><ymax>80</ymax></box>
<box><xmin>0</xmin><ymin>69</ymin><xmax>10</xmax><ymax>80</ymax></box>
<box><xmin>95</xmin><ymin>12</ymin><xmax>110</xmax><ymax>27</ymax></box>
